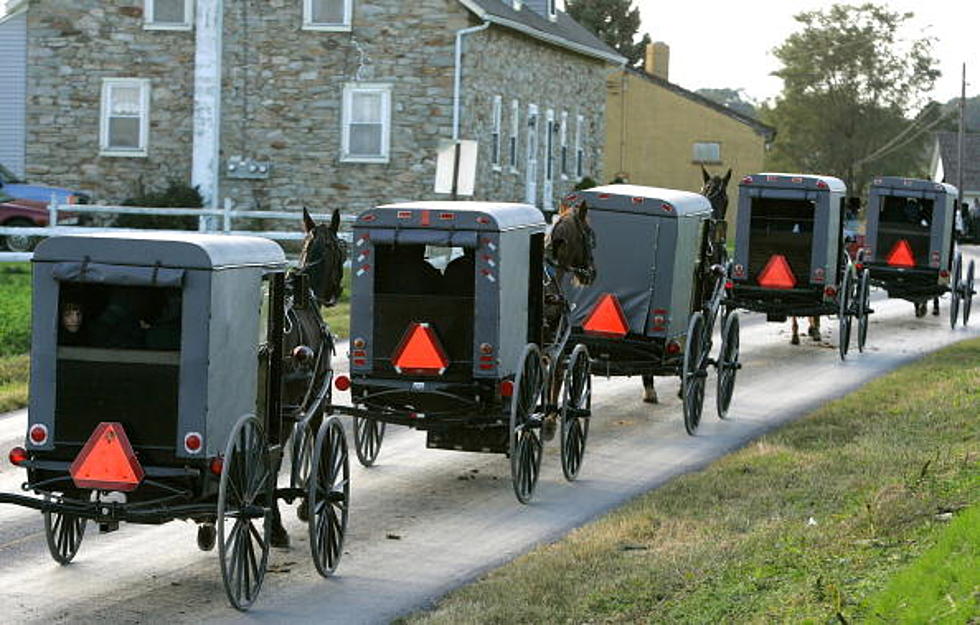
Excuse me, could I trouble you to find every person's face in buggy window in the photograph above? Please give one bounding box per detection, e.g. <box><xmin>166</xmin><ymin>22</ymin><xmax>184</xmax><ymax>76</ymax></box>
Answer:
<box><xmin>61</xmin><ymin>302</ymin><xmax>83</xmax><ymax>334</ymax></box>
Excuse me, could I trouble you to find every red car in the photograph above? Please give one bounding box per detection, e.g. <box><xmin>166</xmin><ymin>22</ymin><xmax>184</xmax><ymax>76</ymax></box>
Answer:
<box><xmin>0</xmin><ymin>194</ymin><xmax>80</xmax><ymax>252</ymax></box>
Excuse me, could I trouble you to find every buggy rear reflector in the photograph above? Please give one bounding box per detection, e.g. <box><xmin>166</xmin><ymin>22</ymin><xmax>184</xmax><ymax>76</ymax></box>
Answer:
<box><xmin>757</xmin><ymin>255</ymin><xmax>797</xmax><ymax>289</ymax></box>
<box><xmin>69</xmin><ymin>422</ymin><xmax>144</xmax><ymax>492</ymax></box>
<box><xmin>500</xmin><ymin>380</ymin><xmax>514</xmax><ymax>397</ymax></box>
<box><xmin>886</xmin><ymin>239</ymin><xmax>916</xmax><ymax>268</ymax></box>
<box><xmin>9</xmin><ymin>446</ymin><xmax>27</xmax><ymax>466</ymax></box>
<box><xmin>583</xmin><ymin>294</ymin><xmax>629</xmax><ymax>338</ymax></box>
<box><xmin>392</xmin><ymin>323</ymin><xmax>450</xmax><ymax>375</ymax></box>
<box><xmin>335</xmin><ymin>375</ymin><xmax>351</xmax><ymax>391</ymax></box>
<box><xmin>28</xmin><ymin>424</ymin><xmax>48</xmax><ymax>445</ymax></box>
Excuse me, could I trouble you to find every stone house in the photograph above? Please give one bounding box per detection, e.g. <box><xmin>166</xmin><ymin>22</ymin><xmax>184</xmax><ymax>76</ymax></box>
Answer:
<box><xmin>930</xmin><ymin>132</ymin><xmax>980</xmax><ymax>207</ymax></box>
<box><xmin>22</xmin><ymin>0</ymin><xmax>622</xmax><ymax>214</ymax></box>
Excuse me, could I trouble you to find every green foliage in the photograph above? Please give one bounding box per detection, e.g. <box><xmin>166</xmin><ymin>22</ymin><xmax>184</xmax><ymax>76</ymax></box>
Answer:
<box><xmin>119</xmin><ymin>181</ymin><xmax>204</xmax><ymax>230</ymax></box>
<box><xmin>696</xmin><ymin>88</ymin><xmax>759</xmax><ymax>119</ymax></box>
<box><xmin>763</xmin><ymin>3</ymin><xmax>942</xmax><ymax>195</ymax></box>
<box><xmin>573</xmin><ymin>176</ymin><xmax>598</xmax><ymax>190</ymax></box>
<box><xmin>938</xmin><ymin>95</ymin><xmax>980</xmax><ymax>132</ymax></box>
<box><xmin>565</xmin><ymin>0</ymin><xmax>650</xmax><ymax>67</ymax></box>
<box><xmin>0</xmin><ymin>263</ymin><xmax>31</xmax><ymax>357</ymax></box>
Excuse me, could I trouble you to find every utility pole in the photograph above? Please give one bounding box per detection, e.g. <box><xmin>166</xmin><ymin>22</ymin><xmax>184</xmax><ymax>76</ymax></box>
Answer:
<box><xmin>957</xmin><ymin>63</ymin><xmax>965</xmax><ymax>209</ymax></box>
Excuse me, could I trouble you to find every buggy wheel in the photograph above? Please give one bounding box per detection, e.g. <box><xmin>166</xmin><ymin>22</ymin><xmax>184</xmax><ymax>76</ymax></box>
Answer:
<box><xmin>838</xmin><ymin>268</ymin><xmax>852</xmax><ymax>361</ymax></box>
<box><xmin>352</xmin><ymin>417</ymin><xmax>385</xmax><ymax>467</ymax></box>
<box><xmin>682</xmin><ymin>311</ymin><xmax>707</xmax><ymax>435</ymax></box>
<box><xmin>716</xmin><ymin>312</ymin><xmax>740</xmax><ymax>420</ymax></box>
<box><xmin>962</xmin><ymin>260</ymin><xmax>974</xmax><ymax>326</ymax></box>
<box><xmin>308</xmin><ymin>416</ymin><xmax>350</xmax><ymax>578</ymax></box>
<box><xmin>510</xmin><ymin>344</ymin><xmax>545</xmax><ymax>504</ymax></box>
<box><xmin>950</xmin><ymin>253</ymin><xmax>962</xmax><ymax>330</ymax></box>
<box><xmin>560</xmin><ymin>344</ymin><xmax>591</xmax><ymax>481</ymax></box>
<box><xmin>857</xmin><ymin>268</ymin><xmax>871</xmax><ymax>353</ymax></box>
<box><xmin>217</xmin><ymin>414</ymin><xmax>272</xmax><ymax>612</ymax></box>
<box><xmin>43</xmin><ymin>494</ymin><xmax>87</xmax><ymax>565</ymax></box>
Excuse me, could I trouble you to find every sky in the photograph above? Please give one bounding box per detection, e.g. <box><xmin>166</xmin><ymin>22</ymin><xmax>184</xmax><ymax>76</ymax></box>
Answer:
<box><xmin>633</xmin><ymin>0</ymin><xmax>979</xmax><ymax>106</ymax></box>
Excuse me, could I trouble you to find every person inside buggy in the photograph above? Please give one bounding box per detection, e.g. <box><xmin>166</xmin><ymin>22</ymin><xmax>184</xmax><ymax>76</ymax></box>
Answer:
<box><xmin>57</xmin><ymin>283</ymin><xmax>182</xmax><ymax>351</ymax></box>
<box><xmin>375</xmin><ymin>243</ymin><xmax>477</xmax><ymax>297</ymax></box>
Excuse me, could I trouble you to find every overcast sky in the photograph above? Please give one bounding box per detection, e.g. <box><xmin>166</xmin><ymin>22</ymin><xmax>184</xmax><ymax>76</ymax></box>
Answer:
<box><xmin>634</xmin><ymin>0</ymin><xmax>979</xmax><ymax>106</ymax></box>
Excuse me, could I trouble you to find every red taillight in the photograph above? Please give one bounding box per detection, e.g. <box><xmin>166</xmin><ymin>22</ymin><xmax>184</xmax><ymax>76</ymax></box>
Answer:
<box><xmin>725</xmin><ymin>280</ymin><xmax>733</xmax><ymax>290</ymax></box>
<box><xmin>632</xmin><ymin>196</ymin><xmax>644</xmax><ymax>204</ymax></box>
<box><xmin>335</xmin><ymin>375</ymin><xmax>351</xmax><ymax>391</ymax></box>
<box><xmin>824</xmin><ymin>286</ymin><xmax>837</xmax><ymax>297</ymax></box>
<box><xmin>184</xmin><ymin>432</ymin><xmax>203</xmax><ymax>454</ymax></box>
<box><xmin>392</xmin><ymin>322</ymin><xmax>450</xmax><ymax>375</ymax></box>
<box><xmin>69</xmin><ymin>422</ymin><xmax>145</xmax><ymax>492</ymax></box>
<box><xmin>500</xmin><ymin>380</ymin><xmax>514</xmax><ymax>397</ymax></box>
<box><xmin>666</xmin><ymin>340</ymin><xmax>681</xmax><ymax>355</ymax></box>
<box><xmin>29</xmin><ymin>424</ymin><xmax>49</xmax><ymax>445</ymax></box>
<box><xmin>939</xmin><ymin>270</ymin><xmax>949</xmax><ymax>279</ymax></box>
<box><xmin>855</xmin><ymin>262</ymin><xmax>863</xmax><ymax>272</ymax></box>
<box><xmin>886</xmin><ymin>239</ymin><xmax>916</xmax><ymax>268</ymax></box>
<box><xmin>757</xmin><ymin>254</ymin><xmax>797</xmax><ymax>289</ymax></box>
<box><xmin>9</xmin><ymin>446</ymin><xmax>28</xmax><ymax>466</ymax></box>
<box><xmin>583</xmin><ymin>294</ymin><xmax>630</xmax><ymax>338</ymax></box>
<box><xmin>661</xmin><ymin>203</ymin><xmax>673</xmax><ymax>213</ymax></box>
<box><xmin>816</xmin><ymin>180</ymin><xmax>828</xmax><ymax>189</ymax></box>
<box><xmin>209</xmin><ymin>456</ymin><xmax>224</xmax><ymax>476</ymax></box>
<box><xmin>741</xmin><ymin>176</ymin><xmax>753</xmax><ymax>185</ymax></box>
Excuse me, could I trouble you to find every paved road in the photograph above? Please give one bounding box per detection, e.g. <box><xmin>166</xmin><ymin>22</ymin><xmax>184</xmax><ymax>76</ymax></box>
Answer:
<box><xmin>0</xmin><ymin>247</ymin><xmax>977</xmax><ymax>624</ymax></box>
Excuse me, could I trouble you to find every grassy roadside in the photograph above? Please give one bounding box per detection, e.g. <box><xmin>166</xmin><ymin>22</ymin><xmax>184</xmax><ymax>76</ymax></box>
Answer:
<box><xmin>400</xmin><ymin>338</ymin><xmax>980</xmax><ymax>625</ymax></box>
<box><xmin>0</xmin><ymin>263</ymin><xmax>31</xmax><ymax>412</ymax></box>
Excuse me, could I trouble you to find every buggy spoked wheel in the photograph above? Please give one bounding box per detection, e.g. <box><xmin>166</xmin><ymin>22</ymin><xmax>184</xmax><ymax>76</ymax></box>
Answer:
<box><xmin>949</xmin><ymin>253</ymin><xmax>962</xmax><ymax>330</ymax></box>
<box><xmin>857</xmin><ymin>268</ymin><xmax>871</xmax><ymax>353</ymax></box>
<box><xmin>43</xmin><ymin>494</ymin><xmax>87</xmax><ymax>565</ymax></box>
<box><xmin>838</xmin><ymin>268</ymin><xmax>852</xmax><ymax>361</ymax></box>
<box><xmin>560</xmin><ymin>344</ymin><xmax>591</xmax><ymax>481</ymax></box>
<box><xmin>289</xmin><ymin>418</ymin><xmax>314</xmax><ymax>521</ymax></box>
<box><xmin>352</xmin><ymin>416</ymin><xmax>385</xmax><ymax>467</ymax></box>
<box><xmin>308</xmin><ymin>416</ymin><xmax>350</xmax><ymax>578</ymax></box>
<box><xmin>716</xmin><ymin>312</ymin><xmax>740</xmax><ymax>420</ymax></box>
<box><xmin>510</xmin><ymin>344</ymin><xmax>545</xmax><ymax>504</ymax></box>
<box><xmin>218</xmin><ymin>414</ymin><xmax>272</xmax><ymax>611</ymax></box>
<box><xmin>962</xmin><ymin>259</ymin><xmax>974</xmax><ymax>326</ymax></box>
<box><xmin>682</xmin><ymin>311</ymin><xmax>707</xmax><ymax>435</ymax></box>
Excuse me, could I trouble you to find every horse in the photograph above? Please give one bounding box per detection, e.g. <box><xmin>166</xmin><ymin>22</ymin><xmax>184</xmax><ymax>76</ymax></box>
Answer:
<box><xmin>641</xmin><ymin>166</ymin><xmax>730</xmax><ymax>405</ymax></box>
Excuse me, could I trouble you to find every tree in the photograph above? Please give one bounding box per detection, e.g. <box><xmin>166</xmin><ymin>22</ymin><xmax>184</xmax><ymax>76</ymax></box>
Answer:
<box><xmin>763</xmin><ymin>3</ymin><xmax>942</xmax><ymax>195</ymax></box>
<box><xmin>696</xmin><ymin>88</ymin><xmax>759</xmax><ymax>119</ymax></box>
<box><xmin>566</xmin><ymin>0</ymin><xmax>651</xmax><ymax>67</ymax></box>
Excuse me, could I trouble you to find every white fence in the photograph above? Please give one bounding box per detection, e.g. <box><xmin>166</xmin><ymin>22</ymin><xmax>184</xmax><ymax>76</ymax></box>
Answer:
<box><xmin>0</xmin><ymin>201</ymin><xmax>353</xmax><ymax>262</ymax></box>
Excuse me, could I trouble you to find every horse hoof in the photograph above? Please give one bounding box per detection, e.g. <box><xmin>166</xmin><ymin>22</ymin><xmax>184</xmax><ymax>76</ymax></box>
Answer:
<box><xmin>541</xmin><ymin>414</ymin><xmax>558</xmax><ymax>442</ymax></box>
<box><xmin>270</xmin><ymin>523</ymin><xmax>290</xmax><ymax>549</ymax></box>
<box><xmin>642</xmin><ymin>394</ymin><xmax>659</xmax><ymax>405</ymax></box>
<box><xmin>791</xmin><ymin>335</ymin><xmax>800</xmax><ymax>345</ymax></box>
<box><xmin>297</xmin><ymin>499</ymin><xmax>309</xmax><ymax>523</ymax></box>
<box><xmin>196</xmin><ymin>524</ymin><xmax>216</xmax><ymax>552</ymax></box>
<box><xmin>932</xmin><ymin>308</ymin><xmax>940</xmax><ymax>316</ymax></box>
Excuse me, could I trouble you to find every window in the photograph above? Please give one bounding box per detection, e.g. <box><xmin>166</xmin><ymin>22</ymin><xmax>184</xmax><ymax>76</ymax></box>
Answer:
<box><xmin>100</xmin><ymin>79</ymin><xmax>150</xmax><ymax>157</ymax></box>
<box><xmin>560</xmin><ymin>110</ymin><xmax>568</xmax><ymax>178</ymax></box>
<box><xmin>575</xmin><ymin>114</ymin><xmax>585</xmax><ymax>178</ymax></box>
<box><xmin>303</xmin><ymin>0</ymin><xmax>352</xmax><ymax>31</ymax></box>
<box><xmin>547</xmin><ymin>0</ymin><xmax>557</xmax><ymax>21</ymax></box>
<box><xmin>341</xmin><ymin>83</ymin><xmax>391</xmax><ymax>163</ymax></box>
<box><xmin>693</xmin><ymin>141</ymin><xmax>721</xmax><ymax>163</ymax></box>
<box><xmin>144</xmin><ymin>0</ymin><xmax>193</xmax><ymax>30</ymax></box>
<box><xmin>509</xmin><ymin>99</ymin><xmax>519</xmax><ymax>172</ymax></box>
<box><xmin>545</xmin><ymin>109</ymin><xmax>555</xmax><ymax>183</ymax></box>
<box><xmin>512</xmin><ymin>1</ymin><xmax>522</xmax><ymax>10</ymax></box>
<box><xmin>491</xmin><ymin>95</ymin><xmax>502</xmax><ymax>170</ymax></box>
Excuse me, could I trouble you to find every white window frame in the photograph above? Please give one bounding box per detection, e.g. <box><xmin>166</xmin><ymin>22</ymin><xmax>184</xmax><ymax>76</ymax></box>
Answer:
<box><xmin>509</xmin><ymin>99</ymin><xmax>520</xmax><ymax>173</ymax></box>
<box><xmin>575</xmin><ymin>114</ymin><xmax>585</xmax><ymax>179</ymax></box>
<box><xmin>99</xmin><ymin>78</ymin><xmax>151</xmax><ymax>158</ymax></box>
<box><xmin>491</xmin><ymin>95</ymin><xmax>502</xmax><ymax>171</ymax></box>
<box><xmin>303</xmin><ymin>0</ymin><xmax>353</xmax><ymax>32</ymax></box>
<box><xmin>545</xmin><ymin>109</ymin><xmax>555</xmax><ymax>183</ymax></box>
<box><xmin>547</xmin><ymin>0</ymin><xmax>557</xmax><ymax>21</ymax></box>
<box><xmin>512</xmin><ymin>1</ymin><xmax>522</xmax><ymax>11</ymax></box>
<box><xmin>560</xmin><ymin>110</ymin><xmax>568</xmax><ymax>180</ymax></box>
<box><xmin>144</xmin><ymin>0</ymin><xmax>194</xmax><ymax>30</ymax></box>
<box><xmin>341</xmin><ymin>82</ymin><xmax>392</xmax><ymax>164</ymax></box>
<box><xmin>692</xmin><ymin>141</ymin><xmax>722</xmax><ymax>164</ymax></box>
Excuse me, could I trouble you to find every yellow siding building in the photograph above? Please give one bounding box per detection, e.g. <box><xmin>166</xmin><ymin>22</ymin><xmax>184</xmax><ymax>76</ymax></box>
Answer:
<box><xmin>604</xmin><ymin>44</ymin><xmax>775</xmax><ymax>218</ymax></box>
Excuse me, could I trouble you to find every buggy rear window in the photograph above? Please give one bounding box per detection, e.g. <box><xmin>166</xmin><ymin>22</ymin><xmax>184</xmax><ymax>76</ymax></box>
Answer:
<box><xmin>58</xmin><ymin>283</ymin><xmax>182</xmax><ymax>351</ymax></box>
<box><xmin>374</xmin><ymin>244</ymin><xmax>476</xmax><ymax>297</ymax></box>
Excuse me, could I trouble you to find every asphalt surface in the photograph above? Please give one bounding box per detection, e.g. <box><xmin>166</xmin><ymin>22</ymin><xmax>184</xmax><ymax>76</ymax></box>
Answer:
<box><xmin>0</xmin><ymin>246</ymin><xmax>977</xmax><ymax>624</ymax></box>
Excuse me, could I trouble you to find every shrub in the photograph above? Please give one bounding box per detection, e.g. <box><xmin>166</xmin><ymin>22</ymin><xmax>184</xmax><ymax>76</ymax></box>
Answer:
<box><xmin>118</xmin><ymin>182</ymin><xmax>204</xmax><ymax>230</ymax></box>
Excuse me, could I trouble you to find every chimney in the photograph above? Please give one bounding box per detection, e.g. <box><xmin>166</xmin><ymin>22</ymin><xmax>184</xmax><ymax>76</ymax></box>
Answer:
<box><xmin>645</xmin><ymin>42</ymin><xmax>670</xmax><ymax>81</ymax></box>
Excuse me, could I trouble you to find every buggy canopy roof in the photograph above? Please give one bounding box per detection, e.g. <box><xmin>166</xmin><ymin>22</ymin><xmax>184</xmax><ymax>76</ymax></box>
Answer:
<box><xmin>870</xmin><ymin>177</ymin><xmax>957</xmax><ymax>196</ymax></box>
<box><xmin>572</xmin><ymin>185</ymin><xmax>712</xmax><ymax>218</ymax></box>
<box><xmin>33</xmin><ymin>232</ymin><xmax>287</xmax><ymax>271</ymax></box>
<box><xmin>742</xmin><ymin>173</ymin><xmax>846</xmax><ymax>193</ymax></box>
<box><xmin>364</xmin><ymin>201</ymin><xmax>546</xmax><ymax>232</ymax></box>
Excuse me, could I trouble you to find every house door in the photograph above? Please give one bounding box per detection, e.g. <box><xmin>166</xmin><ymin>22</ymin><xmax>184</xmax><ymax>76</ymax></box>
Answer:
<box><xmin>525</xmin><ymin>104</ymin><xmax>538</xmax><ymax>206</ymax></box>
<box><xmin>543</xmin><ymin>109</ymin><xmax>555</xmax><ymax>212</ymax></box>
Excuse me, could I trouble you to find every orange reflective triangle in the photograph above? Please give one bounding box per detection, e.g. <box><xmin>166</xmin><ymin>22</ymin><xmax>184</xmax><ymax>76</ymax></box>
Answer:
<box><xmin>583</xmin><ymin>293</ymin><xmax>630</xmax><ymax>337</ymax></box>
<box><xmin>69</xmin><ymin>422</ymin><xmax>144</xmax><ymax>492</ymax></box>
<box><xmin>886</xmin><ymin>239</ymin><xmax>916</xmax><ymax>268</ymax></box>
<box><xmin>757</xmin><ymin>254</ymin><xmax>797</xmax><ymax>289</ymax></box>
<box><xmin>392</xmin><ymin>323</ymin><xmax>449</xmax><ymax>375</ymax></box>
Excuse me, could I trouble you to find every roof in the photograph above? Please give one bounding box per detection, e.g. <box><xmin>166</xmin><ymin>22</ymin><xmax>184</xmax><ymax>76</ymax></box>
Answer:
<box><xmin>741</xmin><ymin>173</ymin><xmax>846</xmax><ymax>193</ymax></box>
<box><xmin>458</xmin><ymin>0</ymin><xmax>625</xmax><ymax>64</ymax></box>
<box><xmin>625</xmin><ymin>68</ymin><xmax>776</xmax><ymax>141</ymax></box>
<box><xmin>33</xmin><ymin>231</ymin><xmax>287</xmax><ymax>270</ymax></box>
<box><xmin>573</xmin><ymin>185</ymin><xmax>712</xmax><ymax>218</ymax></box>
<box><xmin>934</xmin><ymin>132</ymin><xmax>980</xmax><ymax>192</ymax></box>
<box><xmin>364</xmin><ymin>200</ymin><xmax>546</xmax><ymax>231</ymax></box>
<box><xmin>870</xmin><ymin>176</ymin><xmax>957</xmax><ymax>197</ymax></box>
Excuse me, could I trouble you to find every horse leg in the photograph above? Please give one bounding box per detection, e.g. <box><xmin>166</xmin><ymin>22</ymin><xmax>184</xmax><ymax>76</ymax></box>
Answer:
<box><xmin>791</xmin><ymin>317</ymin><xmax>800</xmax><ymax>345</ymax></box>
<box><xmin>268</xmin><ymin>422</ymin><xmax>292</xmax><ymax>548</ymax></box>
<box><xmin>932</xmin><ymin>297</ymin><xmax>940</xmax><ymax>316</ymax></box>
<box><xmin>809</xmin><ymin>316</ymin><xmax>821</xmax><ymax>341</ymax></box>
<box><xmin>541</xmin><ymin>360</ymin><xmax>561</xmax><ymax>442</ymax></box>
<box><xmin>642</xmin><ymin>374</ymin><xmax>658</xmax><ymax>404</ymax></box>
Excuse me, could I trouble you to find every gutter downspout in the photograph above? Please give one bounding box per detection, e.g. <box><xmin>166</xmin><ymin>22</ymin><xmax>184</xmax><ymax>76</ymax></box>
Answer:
<box><xmin>452</xmin><ymin>21</ymin><xmax>490</xmax><ymax>141</ymax></box>
<box><xmin>192</xmin><ymin>0</ymin><xmax>223</xmax><ymax>224</ymax></box>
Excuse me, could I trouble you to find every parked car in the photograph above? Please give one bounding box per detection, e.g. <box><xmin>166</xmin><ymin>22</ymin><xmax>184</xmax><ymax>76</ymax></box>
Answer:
<box><xmin>0</xmin><ymin>163</ymin><xmax>91</xmax><ymax>205</ymax></box>
<box><xmin>0</xmin><ymin>192</ymin><xmax>80</xmax><ymax>252</ymax></box>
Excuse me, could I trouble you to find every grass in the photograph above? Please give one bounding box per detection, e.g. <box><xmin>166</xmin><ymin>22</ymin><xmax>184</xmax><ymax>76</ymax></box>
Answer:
<box><xmin>0</xmin><ymin>354</ymin><xmax>30</xmax><ymax>413</ymax></box>
<box><xmin>400</xmin><ymin>338</ymin><xmax>980</xmax><ymax>625</ymax></box>
<box><xmin>0</xmin><ymin>263</ymin><xmax>31</xmax><ymax>356</ymax></box>
<box><xmin>321</xmin><ymin>267</ymin><xmax>352</xmax><ymax>339</ymax></box>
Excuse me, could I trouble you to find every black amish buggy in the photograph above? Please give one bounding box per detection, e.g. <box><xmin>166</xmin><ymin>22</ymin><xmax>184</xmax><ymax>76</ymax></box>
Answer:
<box><xmin>864</xmin><ymin>177</ymin><xmax>975</xmax><ymax>327</ymax></box>
<box><xmin>1</xmin><ymin>231</ymin><xmax>350</xmax><ymax>610</ymax></box>
<box><xmin>560</xmin><ymin>185</ymin><xmax>741</xmax><ymax>436</ymax></box>
<box><xmin>332</xmin><ymin>201</ymin><xmax>593</xmax><ymax>503</ymax></box>
<box><xmin>727</xmin><ymin>173</ymin><xmax>872</xmax><ymax>359</ymax></box>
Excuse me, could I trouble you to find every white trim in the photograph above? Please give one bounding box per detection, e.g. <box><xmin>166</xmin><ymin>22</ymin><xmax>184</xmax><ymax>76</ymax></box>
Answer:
<box><xmin>575</xmin><ymin>113</ymin><xmax>584</xmax><ymax>179</ymax></box>
<box><xmin>99</xmin><ymin>78</ymin><xmax>150</xmax><ymax>158</ymax></box>
<box><xmin>547</xmin><ymin>0</ymin><xmax>557</xmax><ymax>22</ymax></box>
<box><xmin>509</xmin><ymin>98</ymin><xmax>519</xmax><ymax>173</ymax></box>
<box><xmin>525</xmin><ymin>103</ymin><xmax>538</xmax><ymax>205</ymax></box>
<box><xmin>341</xmin><ymin>82</ymin><xmax>392</xmax><ymax>164</ymax></box>
<box><xmin>491</xmin><ymin>95</ymin><xmax>502</xmax><ymax>171</ymax></box>
<box><xmin>144</xmin><ymin>0</ymin><xmax>194</xmax><ymax>30</ymax></box>
<box><xmin>559</xmin><ymin>110</ymin><xmax>568</xmax><ymax>180</ymax></box>
<box><xmin>511</xmin><ymin>0</ymin><xmax>522</xmax><ymax>10</ymax></box>
<box><xmin>302</xmin><ymin>0</ymin><xmax>353</xmax><ymax>32</ymax></box>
